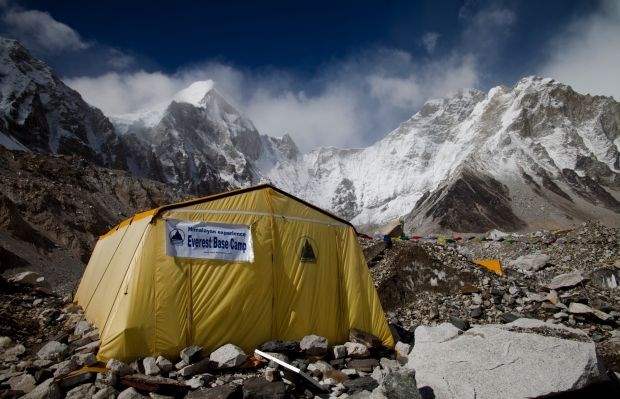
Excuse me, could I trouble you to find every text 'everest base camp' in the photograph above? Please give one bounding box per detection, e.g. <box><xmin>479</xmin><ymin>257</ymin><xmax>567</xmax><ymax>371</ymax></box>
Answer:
<box><xmin>0</xmin><ymin>22</ymin><xmax>620</xmax><ymax>399</ymax></box>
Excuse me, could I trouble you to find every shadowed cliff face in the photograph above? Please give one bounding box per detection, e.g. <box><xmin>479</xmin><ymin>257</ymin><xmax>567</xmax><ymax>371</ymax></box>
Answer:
<box><xmin>0</xmin><ymin>146</ymin><xmax>189</xmax><ymax>293</ymax></box>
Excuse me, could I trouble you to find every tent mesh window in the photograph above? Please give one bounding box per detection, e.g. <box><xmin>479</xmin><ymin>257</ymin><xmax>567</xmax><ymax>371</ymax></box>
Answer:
<box><xmin>300</xmin><ymin>238</ymin><xmax>317</xmax><ymax>263</ymax></box>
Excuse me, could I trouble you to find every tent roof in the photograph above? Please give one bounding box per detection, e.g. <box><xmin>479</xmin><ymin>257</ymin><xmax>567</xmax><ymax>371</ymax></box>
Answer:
<box><xmin>102</xmin><ymin>184</ymin><xmax>356</xmax><ymax>239</ymax></box>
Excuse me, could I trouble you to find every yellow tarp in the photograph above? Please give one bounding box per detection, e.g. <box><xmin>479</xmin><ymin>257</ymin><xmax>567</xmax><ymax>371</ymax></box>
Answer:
<box><xmin>473</xmin><ymin>259</ymin><xmax>503</xmax><ymax>275</ymax></box>
<box><xmin>75</xmin><ymin>184</ymin><xmax>393</xmax><ymax>362</ymax></box>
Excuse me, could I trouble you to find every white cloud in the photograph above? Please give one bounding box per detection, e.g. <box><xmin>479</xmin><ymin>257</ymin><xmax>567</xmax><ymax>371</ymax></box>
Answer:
<box><xmin>420</xmin><ymin>32</ymin><xmax>440</xmax><ymax>54</ymax></box>
<box><xmin>540</xmin><ymin>0</ymin><xmax>620</xmax><ymax>100</ymax></box>
<box><xmin>2</xmin><ymin>8</ymin><xmax>89</xmax><ymax>53</ymax></box>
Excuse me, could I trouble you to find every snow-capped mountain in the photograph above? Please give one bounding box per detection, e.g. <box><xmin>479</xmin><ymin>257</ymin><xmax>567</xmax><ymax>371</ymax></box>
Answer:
<box><xmin>0</xmin><ymin>37</ymin><xmax>618</xmax><ymax>233</ymax></box>
<box><xmin>111</xmin><ymin>81</ymin><xmax>299</xmax><ymax>194</ymax></box>
<box><xmin>0</xmin><ymin>38</ymin><xmax>126</xmax><ymax>168</ymax></box>
<box><xmin>266</xmin><ymin>77</ymin><xmax>620</xmax><ymax>233</ymax></box>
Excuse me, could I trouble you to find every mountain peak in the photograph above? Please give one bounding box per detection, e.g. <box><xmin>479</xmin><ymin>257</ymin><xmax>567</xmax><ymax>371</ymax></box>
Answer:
<box><xmin>172</xmin><ymin>80</ymin><xmax>215</xmax><ymax>107</ymax></box>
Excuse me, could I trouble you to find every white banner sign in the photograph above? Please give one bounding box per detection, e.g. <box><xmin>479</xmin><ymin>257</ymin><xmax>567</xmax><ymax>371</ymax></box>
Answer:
<box><xmin>165</xmin><ymin>220</ymin><xmax>254</xmax><ymax>262</ymax></box>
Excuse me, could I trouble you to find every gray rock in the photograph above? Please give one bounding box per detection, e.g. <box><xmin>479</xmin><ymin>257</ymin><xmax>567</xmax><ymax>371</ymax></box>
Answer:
<box><xmin>74</xmin><ymin>320</ymin><xmax>93</xmax><ymax>336</ymax></box>
<box><xmin>180</xmin><ymin>358</ymin><xmax>214</xmax><ymax>377</ymax></box>
<box><xmin>380</xmin><ymin>369</ymin><xmax>421</xmax><ymax>399</ymax></box>
<box><xmin>546</xmin><ymin>272</ymin><xmax>587</xmax><ymax>290</ymax></box>
<box><xmin>345</xmin><ymin>342</ymin><xmax>370</xmax><ymax>358</ymax></box>
<box><xmin>75</xmin><ymin>339</ymin><xmax>100</xmax><ymax>353</ymax></box>
<box><xmin>470</xmin><ymin>306</ymin><xmax>483</xmax><ymax>319</ymax></box>
<box><xmin>53</xmin><ymin>358</ymin><xmax>79</xmax><ymax>377</ymax></box>
<box><xmin>407</xmin><ymin>318</ymin><xmax>606</xmax><ymax>399</ymax></box>
<box><xmin>65</xmin><ymin>383</ymin><xmax>97</xmax><ymax>399</ymax></box>
<box><xmin>449</xmin><ymin>316</ymin><xmax>470</xmax><ymax>330</ymax></box>
<box><xmin>0</xmin><ymin>336</ymin><xmax>12</xmax><ymax>349</ymax></box>
<box><xmin>93</xmin><ymin>386</ymin><xmax>118</xmax><ymax>399</ymax></box>
<box><xmin>510</xmin><ymin>253</ymin><xmax>550</xmax><ymax>273</ymax></box>
<box><xmin>156</xmin><ymin>355</ymin><xmax>174</xmax><ymax>373</ymax></box>
<box><xmin>73</xmin><ymin>352</ymin><xmax>98</xmax><ymax>367</ymax></box>
<box><xmin>181</xmin><ymin>345</ymin><xmax>203</xmax><ymax>363</ymax></box>
<box><xmin>143</xmin><ymin>357</ymin><xmax>160</xmax><ymax>376</ymax></box>
<box><xmin>258</xmin><ymin>340</ymin><xmax>299</xmax><ymax>353</ymax></box>
<box><xmin>8</xmin><ymin>271</ymin><xmax>50</xmax><ymax>288</ymax></box>
<box><xmin>242</xmin><ymin>377</ymin><xmax>288</xmax><ymax>398</ymax></box>
<box><xmin>343</xmin><ymin>376</ymin><xmax>379</xmax><ymax>394</ymax></box>
<box><xmin>2</xmin><ymin>343</ymin><xmax>26</xmax><ymax>361</ymax></box>
<box><xmin>107</xmin><ymin>358</ymin><xmax>135</xmax><ymax>377</ymax></box>
<box><xmin>568</xmin><ymin>302</ymin><xmax>613</xmax><ymax>322</ymax></box>
<box><xmin>58</xmin><ymin>372</ymin><xmax>95</xmax><ymax>389</ymax></box>
<box><xmin>348</xmin><ymin>358</ymin><xmax>380</xmax><ymax>373</ymax></box>
<box><xmin>19</xmin><ymin>378</ymin><xmax>62</xmax><ymax>399</ymax></box>
<box><xmin>36</xmin><ymin>341</ymin><xmax>68</xmax><ymax>361</ymax></box>
<box><xmin>394</xmin><ymin>341</ymin><xmax>412</xmax><ymax>357</ymax></box>
<box><xmin>185</xmin><ymin>384</ymin><xmax>242</xmax><ymax>398</ymax></box>
<box><xmin>8</xmin><ymin>373</ymin><xmax>37</xmax><ymax>393</ymax></box>
<box><xmin>307</xmin><ymin>360</ymin><xmax>333</xmax><ymax>374</ymax></box>
<box><xmin>118</xmin><ymin>387</ymin><xmax>148</xmax><ymax>399</ymax></box>
<box><xmin>210</xmin><ymin>344</ymin><xmax>247</xmax><ymax>369</ymax></box>
<box><xmin>95</xmin><ymin>371</ymin><xmax>118</xmax><ymax>389</ymax></box>
<box><xmin>300</xmin><ymin>334</ymin><xmax>329</xmax><ymax>356</ymax></box>
<box><xmin>332</xmin><ymin>345</ymin><xmax>347</xmax><ymax>359</ymax></box>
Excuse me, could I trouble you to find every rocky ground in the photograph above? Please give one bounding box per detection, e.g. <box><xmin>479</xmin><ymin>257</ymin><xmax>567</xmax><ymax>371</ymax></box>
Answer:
<box><xmin>365</xmin><ymin>221</ymin><xmax>620</xmax><ymax>372</ymax></box>
<box><xmin>0</xmin><ymin>221</ymin><xmax>618</xmax><ymax>398</ymax></box>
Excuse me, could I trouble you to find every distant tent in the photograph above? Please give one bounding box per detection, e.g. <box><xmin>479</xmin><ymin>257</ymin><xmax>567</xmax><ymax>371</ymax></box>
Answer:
<box><xmin>75</xmin><ymin>184</ymin><xmax>393</xmax><ymax>361</ymax></box>
<box><xmin>473</xmin><ymin>259</ymin><xmax>504</xmax><ymax>275</ymax></box>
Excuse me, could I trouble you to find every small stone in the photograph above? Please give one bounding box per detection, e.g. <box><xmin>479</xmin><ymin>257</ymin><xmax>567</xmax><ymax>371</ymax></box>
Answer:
<box><xmin>470</xmin><ymin>306</ymin><xmax>483</xmax><ymax>319</ymax></box>
<box><xmin>500</xmin><ymin>312</ymin><xmax>521</xmax><ymax>323</ymax></box>
<box><xmin>568</xmin><ymin>303</ymin><xmax>613</xmax><ymax>322</ymax></box>
<box><xmin>180</xmin><ymin>345</ymin><xmax>203</xmax><ymax>363</ymax></box>
<box><xmin>37</xmin><ymin>341</ymin><xmax>68</xmax><ymax>361</ymax></box>
<box><xmin>546</xmin><ymin>272</ymin><xmax>586</xmax><ymax>290</ymax></box>
<box><xmin>73</xmin><ymin>352</ymin><xmax>98</xmax><ymax>367</ymax></box>
<box><xmin>547</xmin><ymin>290</ymin><xmax>560</xmax><ymax>305</ymax></box>
<box><xmin>300</xmin><ymin>334</ymin><xmax>329</xmax><ymax>356</ymax></box>
<box><xmin>449</xmin><ymin>316</ymin><xmax>470</xmax><ymax>331</ymax></box>
<box><xmin>349</xmin><ymin>328</ymin><xmax>383</xmax><ymax>349</ymax></box>
<box><xmin>341</xmin><ymin>368</ymin><xmax>358</xmax><ymax>377</ymax></box>
<box><xmin>118</xmin><ymin>387</ymin><xmax>147</xmax><ymax>399</ymax></box>
<box><xmin>8</xmin><ymin>373</ymin><xmax>37</xmax><ymax>393</ymax></box>
<box><xmin>175</xmin><ymin>359</ymin><xmax>188</xmax><ymax>370</ymax></box>
<box><xmin>209</xmin><ymin>343</ymin><xmax>247</xmax><ymax>369</ymax></box>
<box><xmin>74</xmin><ymin>320</ymin><xmax>92</xmax><ymax>336</ymax></box>
<box><xmin>3</xmin><ymin>343</ymin><xmax>26</xmax><ymax>361</ymax></box>
<box><xmin>344</xmin><ymin>342</ymin><xmax>370</xmax><ymax>358</ymax></box>
<box><xmin>65</xmin><ymin>383</ymin><xmax>97</xmax><ymax>399</ymax></box>
<box><xmin>258</xmin><ymin>340</ymin><xmax>299</xmax><ymax>353</ymax></box>
<box><xmin>332</xmin><ymin>345</ymin><xmax>347</xmax><ymax>359</ymax></box>
<box><xmin>308</xmin><ymin>360</ymin><xmax>333</xmax><ymax>374</ymax></box>
<box><xmin>156</xmin><ymin>356</ymin><xmax>174</xmax><ymax>373</ymax></box>
<box><xmin>93</xmin><ymin>386</ymin><xmax>118</xmax><ymax>399</ymax></box>
<box><xmin>460</xmin><ymin>283</ymin><xmax>479</xmax><ymax>294</ymax></box>
<box><xmin>106</xmin><ymin>359</ymin><xmax>134</xmax><ymax>377</ymax></box>
<box><xmin>0</xmin><ymin>336</ymin><xmax>12</xmax><ymax>349</ymax></box>
<box><xmin>348</xmin><ymin>358</ymin><xmax>379</xmax><ymax>373</ymax></box>
<box><xmin>395</xmin><ymin>341</ymin><xmax>412</xmax><ymax>357</ymax></box>
<box><xmin>180</xmin><ymin>358</ymin><xmax>213</xmax><ymax>377</ymax></box>
<box><xmin>59</xmin><ymin>372</ymin><xmax>95</xmax><ymax>389</ymax></box>
<box><xmin>54</xmin><ymin>358</ymin><xmax>79</xmax><ymax>377</ymax></box>
<box><xmin>143</xmin><ymin>357</ymin><xmax>160</xmax><ymax>376</ymax></box>
<box><xmin>264</xmin><ymin>366</ymin><xmax>279</xmax><ymax>382</ymax></box>
<box><xmin>343</xmin><ymin>375</ymin><xmax>379</xmax><ymax>393</ymax></box>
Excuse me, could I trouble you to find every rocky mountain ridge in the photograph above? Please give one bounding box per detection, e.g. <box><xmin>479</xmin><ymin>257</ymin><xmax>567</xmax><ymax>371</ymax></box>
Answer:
<box><xmin>0</xmin><ymin>37</ymin><xmax>618</xmax><ymax>235</ymax></box>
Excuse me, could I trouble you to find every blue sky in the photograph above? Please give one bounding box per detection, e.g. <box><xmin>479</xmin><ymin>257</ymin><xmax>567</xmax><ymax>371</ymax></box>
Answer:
<box><xmin>1</xmin><ymin>0</ymin><xmax>619</xmax><ymax>151</ymax></box>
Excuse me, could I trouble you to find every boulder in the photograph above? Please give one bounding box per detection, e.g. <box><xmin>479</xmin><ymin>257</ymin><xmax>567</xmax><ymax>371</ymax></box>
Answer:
<box><xmin>546</xmin><ymin>272</ymin><xmax>586</xmax><ymax>290</ymax></box>
<box><xmin>118</xmin><ymin>387</ymin><xmax>147</xmax><ymax>399</ymax></box>
<box><xmin>568</xmin><ymin>302</ymin><xmax>613</xmax><ymax>322</ymax></box>
<box><xmin>209</xmin><ymin>344</ymin><xmax>247</xmax><ymax>369</ymax></box>
<box><xmin>36</xmin><ymin>341</ymin><xmax>68</xmax><ymax>361</ymax></box>
<box><xmin>65</xmin><ymin>383</ymin><xmax>97</xmax><ymax>399</ymax></box>
<box><xmin>156</xmin><ymin>355</ymin><xmax>174</xmax><ymax>373</ymax></box>
<box><xmin>143</xmin><ymin>356</ymin><xmax>160</xmax><ymax>376</ymax></box>
<box><xmin>344</xmin><ymin>342</ymin><xmax>370</xmax><ymax>358</ymax></box>
<box><xmin>180</xmin><ymin>345</ymin><xmax>203</xmax><ymax>363</ymax></box>
<box><xmin>8</xmin><ymin>373</ymin><xmax>37</xmax><ymax>393</ymax></box>
<box><xmin>509</xmin><ymin>253</ymin><xmax>549</xmax><ymax>273</ymax></box>
<box><xmin>300</xmin><ymin>334</ymin><xmax>329</xmax><ymax>356</ymax></box>
<box><xmin>106</xmin><ymin>359</ymin><xmax>135</xmax><ymax>377</ymax></box>
<box><xmin>407</xmin><ymin>318</ymin><xmax>607</xmax><ymax>399</ymax></box>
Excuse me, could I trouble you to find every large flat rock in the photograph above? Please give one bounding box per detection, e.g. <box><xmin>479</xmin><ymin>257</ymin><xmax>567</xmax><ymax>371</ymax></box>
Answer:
<box><xmin>406</xmin><ymin>319</ymin><xmax>606</xmax><ymax>399</ymax></box>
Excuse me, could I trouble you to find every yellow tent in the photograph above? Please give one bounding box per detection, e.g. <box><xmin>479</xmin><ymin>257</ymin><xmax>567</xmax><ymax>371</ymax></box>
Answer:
<box><xmin>473</xmin><ymin>259</ymin><xmax>504</xmax><ymax>275</ymax></box>
<box><xmin>75</xmin><ymin>184</ymin><xmax>393</xmax><ymax>362</ymax></box>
